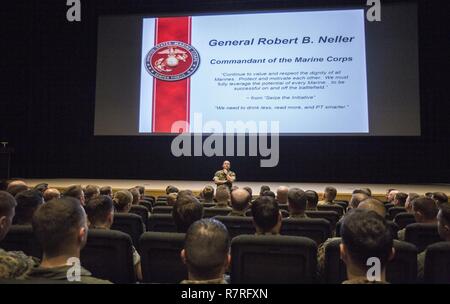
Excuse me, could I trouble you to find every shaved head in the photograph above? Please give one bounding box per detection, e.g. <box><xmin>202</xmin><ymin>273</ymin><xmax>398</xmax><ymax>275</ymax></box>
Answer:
<box><xmin>349</xmin><ymin>193</ymin><xmax>368</xmax><ymax>209</ymax></box>
<box><xmin>230</xmin><ymin>189</ymin><xmax>251</xmax><ymax>211</ymax></box>
<box><xmin>358</xmin><ymin>198</ymin><xmax>386</xmax><ymax>217</ymax></box>
<box><xmin>276</xmin><ymin>186</ymin><xmax>289</xmax><ymax>204</ymax></box>
<box><xmin>43</xmin><ymin>188</ymin><xmax>61</xmax><ymax>202</ymax></box>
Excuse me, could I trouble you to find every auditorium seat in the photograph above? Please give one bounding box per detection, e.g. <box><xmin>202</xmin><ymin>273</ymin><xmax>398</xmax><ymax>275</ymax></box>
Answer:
<box><xmin>280</xmin><ymin>209</ymin><xmax>290</xmax><ymax>218</ymax></box>
<box><xmin>388</xmin><ymin>207</ymin><xmax>407</xmax><ymax>220</ymax></box>
<box><xmin>281</xmin><ymin>218</ymin><xmax>331</xmax><ymax>245</ymax></box>
<box><xmin>203</xmin><ymin>207</ymin><xmax>232</xmax><ymax>218</ymax></box>
<box><xmin>394</xmin><ymin>212</ymin><xmax>416</xmax><ymax>230</ymax></box>
<box><xmin>424</xmin><ymin>242</ymin><xmax>450</xmax><ymax>284</ymax></box>
<box><xmin>153</xmin><ymin>201</ymin><xmax>168</xmax><ymax>207</ymax></box>
<box><xmin>143</xmin><ymin>196</ymin><xmax>155</xmax><ymax>204</ymax></box>
<box><xmin>202</xmin><ymin>203</ymin><xmax>216</xmax><ymax>208</ymax></box>
<box><xmin>80</xmin><ymin>229</ymin><xmax>135</xmax><ymax>284</ymax></box>
<box><xmin>139</xmin><ymin>232</ymin><xmax>187</xmax><ymax>283</ymax></box>
<box><xmin>317</xmin><ymin>205</ymin><xmax>344</xmax><ymax>217</ymax></box>
<box><xmin>278</xmin><ymin>204</ymin><xmax>289</xmax><ymax>212</ymax></box>
<box><xmin>335</xmin><ymin>220</ymin><xmax>399</xmax><ymax>239</ymax></box>
<box><xmin>139</xmin><ymin>200</ymin><xmax>153</xmax><ymax>212</ymax></box>
<box><xmin>152</xmin><ymin>206</ymin><xmax>173</xmax><ymax>214</ymax></box>
<box><xmin>323</xmin><ymin>239</ymin><xmax>418</xmax><ymax>284</ymax></box>
<box><xmin>305</xmin><ymin>211</ymin><xmax>340</xmax><ymax>231</ymax></box>
<box><xmin>0</xmin><ymin>225</ymin><xmax>42</xmax><ymax>258</ymax></box>
<box><xmin>147</xmin><ymin>214</ymin><xmax>177</xmax><ymax>232</ymax></box>
<box><xmin>111</xmin><ymin>213</ymin><xmax>144</xmax><ymax>248</ymax></box>
<box><xmin>129</xmin><ymin>205</ymin><xmax>149</xmax><ymax>229</ymax></box>
<box><xmin>231</xmin><ymin>235</ymin><xmax>317</xmax><ymax>284</ymax></box>
<box><xmin>404</xmin><ymin>223</ymin><xmax>441</xmax><ymax>252</ymax></box>
<box><xmin>213</xmin><ymin>216</ymin><xmax>255</xmax><ymax>238</ymax></box>
<box><xmin>335</xmin><ymin>200</ymin><xmax>349</xmax><ymax>209</ymax></box>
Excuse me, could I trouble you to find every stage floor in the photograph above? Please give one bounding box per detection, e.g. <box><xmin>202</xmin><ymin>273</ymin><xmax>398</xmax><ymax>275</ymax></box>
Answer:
<box><xmin>22</xmin><ymin>178</ymin><xmax>450</xmax><ymax>200</ymax></box>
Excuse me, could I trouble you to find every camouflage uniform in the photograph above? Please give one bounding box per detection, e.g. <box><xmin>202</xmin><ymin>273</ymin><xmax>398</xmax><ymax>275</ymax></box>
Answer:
<box><xmin>228</xmin><ymin>210</ymin><xmax>246</xmax><ymax>217</ymax></box>
<box><xmin>26</xmin><ymin>265</ymin><xmax>112</xmax><ymax>284</ymax></box>
<box><xmin>0</xmin><ymin>248</ymin><xmax>39</xmax><ymax>280</ymax></box>
<box><xmin>417</xmin><ymin>250</ymin><xmax>426</xmax><ymax>281</ymax></box>
<box><xmin>214</xmin><ymin>170</ymin><xmax>236</xmax><ymax>190</ymax></box>
<box><xmin>342</xmin><ymin>278</ymin><xmax>389</xmax><ymax>284</ymax></box>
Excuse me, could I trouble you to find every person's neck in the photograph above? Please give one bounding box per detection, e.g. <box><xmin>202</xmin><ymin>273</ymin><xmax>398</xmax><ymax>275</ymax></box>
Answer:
<box><xmin>90</xmin><ymin>222</ymin><xmax>110</xmax><ymax>229</ymax></box>
<box><xmin>188</xmin><ymin>271</ymin><xmax>224</xmax><ymax>282</ymax></box>
<box><xmin>40</xmin><ymin>251</ymin><xmax>80</xmax><ymax>269</ymax></box>
<box><xmin>346</xmin><ymin>265</ymin><xmax>387</xmax><ymax>282</ymax></box>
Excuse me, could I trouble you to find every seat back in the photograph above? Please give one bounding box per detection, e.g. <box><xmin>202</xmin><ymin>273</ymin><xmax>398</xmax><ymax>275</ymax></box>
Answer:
<box><xmin>384</xmin><ymin>203</ymin><xmax>395</xmax><ymax>211</ymax></box>
<box><xmin>335</xmin><ymin>201</ymin><xmax>349</xmax><ymax>209</ymax></box>
<box><xmin>405</xmin><ymin>223</ymin><xmax>441</xmax><ymax>252</ymax></box>
<box><xmin>152</xmin><ymin>206</ymin><xmax>173</xmax><ymax>214</ymax></box>
<box><xmin>394</xmin><ymin>212</ymin><xmax>416</xmax><ymax>230</ymax></box>
<box><xmin>305</xmin><ymin>211</ymin><xmax>339</xmax><ymax>231</ymax></box>
<box><xmin>129</xmin><ymin>205</ymin><xmax>149</xmax><ymax>229</ymax></box>
<box><xmin>0</xmin><ymin>225</ymin><xmax>42</xmax><ymax>259</ymax></box>
<box><xmin>203</xmin><ymin>207</ymin><xmax>232</xmax><ymax>218</ymax></box>
<box><xmin>317</xmin><ymin>205</ymin><xmax>344</xmax><ymax>217</ymax></box>
<box><xmin>153</xmin><ymin>201</ymin><xmax>169</xmax><ymax>207</ymax></box>
<box><xmin>281</xmin><ymin>218</ymin><xmax>331</xmax><ymax>245</ymax></box>
<box><xmin>139</xmin><ymin>232</ymin><xmax>186</xmax><ymax>283</ymax></box>
<box><xmin>231</xmin><ymin>235</ymin><xmax>317</xmax><ymax>284</ymax></box>
<box><xmin>388</xmin><ymin>207</ymin><xmax>407</xmax><ymax>220</ymax></box>
<box><xmin>111</xmin><ymin>213</ymin><xmax>144</xmax><ymax>248</ymax></box>
<box><xmin>139</xmin><ymin>200</ymin><xmax>153</xmax><ymax>211</ymax></box>
<box><xmin>80</xmin><ymin>229</ymin><xmax>135</xmax><ymax>284</ymax></box>
<box><xmin>213</xmin><ymin>216</ymin><xmax>255</xmax><ymax>238</ymax></box>
<box><xmin>147</xmin><ymin>214</ymin><xmax>177</xmax><ymax>232</ymax></box>
<box><xmin>424</xmin><ymin>242</ymin><xmax>450</xmax><ymax>284</ymax></box>
<box><xmin>324</xmin><ymin>239</ymin><xmax>418</xmax><ymax>284</ymax></box>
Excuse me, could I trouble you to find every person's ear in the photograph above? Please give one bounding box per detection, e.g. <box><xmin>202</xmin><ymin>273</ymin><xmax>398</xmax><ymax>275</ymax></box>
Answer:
<box><xmin>107</xmin><ymin>210</ymin><xmax>114</xmax><ymax>226</ymax></box>
<box><xmin>224</xmin><ymin>253</ymin><xmax>231</xmax><ymax>269</ymax></box>
<box><xmin>180</xmin><ymin>249</ymin><xmax>187</xmax><ymax>265</ymax></box>
<box><xmin>340</xmin><ymin>243</ymin><xmax>348</xmax><ymax>262</ymax></box>
<box><xmin>388</xmin><ymin>247</ymin><xmax>396</xmax><ymax>262</ymax></box>
<box><xmin>78</xmin><ymin>226</ymin><xmax>87</xmax><ymax>245</ymax></box>
<box><xmin>0</xmin><ymin>216</ymin><xmax>6</xmax><ymax>230</ymax></box>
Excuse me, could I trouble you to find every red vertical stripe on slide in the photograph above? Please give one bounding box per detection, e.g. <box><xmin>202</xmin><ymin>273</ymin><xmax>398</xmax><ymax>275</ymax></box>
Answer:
<box><xmin>152</xmin><ymin>17</ymin><xmax>191</xmax><ymax>133</ymax></box>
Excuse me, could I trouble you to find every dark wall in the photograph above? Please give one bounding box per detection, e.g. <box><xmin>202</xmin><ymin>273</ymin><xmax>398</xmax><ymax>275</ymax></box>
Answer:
<box><xmin>1</xmin><ymin>0</ymin><xmax>449</xmax><ymax>183</ymax></box>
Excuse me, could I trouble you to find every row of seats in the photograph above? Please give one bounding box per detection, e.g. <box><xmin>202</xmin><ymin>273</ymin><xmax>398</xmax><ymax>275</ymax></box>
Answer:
<box><xmin>2</xmin><ymin>227</ymin><xmax>449</xmax><ymax>284</ymax></box>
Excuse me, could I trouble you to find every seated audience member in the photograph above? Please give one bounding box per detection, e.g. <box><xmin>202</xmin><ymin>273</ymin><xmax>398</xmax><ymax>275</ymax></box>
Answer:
<box><xmin>13</xmin><ymin>190</ymin><xmax>44</xmax><ymax>225</ymax></box>
<box><xmin>33</xmin><ymin>183</ymin><xmax>48</xmax><ymax>195</ymax></box>
<box><xmin>43</xmin><ymin>188</ymin><xmax>61</xmax><ymax>202</ymax></box>
<box><xmin>287</xmin><ymin>188</ymin><xmax>308</xmax><ymax>218</ymax></box>
<box><xmin>417</xmin><ymin>203</ymin><xmax>450</xmax><ymax>280</ymax></box>
<box><xmin>166</xmin><ymin>185</ymin><xmax>179</xmax><ymax>195</ymax></box>
<box><xmin>357</xmin><ymin>198</ymin><xmax>386</xmax><ymax>218</ymax></box>
<box><xmin>425</xmin><ymin>192</ymin><xmax>433</xmax><ymax>199</ymax></box>
<box><xmin>84</xmin><ymin>185</ymin><xmax>100</xmax><ymax>202</ymax></box>
<box><xmin>305</xmin><ymin>190</ymin><xmax>319</xmax><ymax>210</ymax></box>
<box><xmin>405</xmin><ymin>193</ymin><xmax>420</xmax><ymax>213</ymax></box>
<box><xmin>128</xmin><ymin>188</ymin><xmax>140</xmax><ymax>205</ymax></box>
<box><xmin>432</xmin><ymin>192</ymin><xmax>448</xmax><ymax>207</ymax></box>
<box><xmin>85</xmin><ymin>196</ymin><xmax>142</xmax><ymax>281</ymax></box>
<box><xmin>180</xmin><ymin>219</ymin><xmax>230</xmax><ymax>284</ymax></box>
<box><xmin>398</xmin><ymin>196</ymin><xmax>438</xmax><ymax>241</ymax></box>
<box><xmin>361</xmin><ymin>188</ymin><xmax>372</xmax><ymax>197</ymax></box>
<box><xmin>167</xmin><ymin>193</ymin><xmax>178</xmax><ymax>207</ymax></box>
<box><xmin>340</xmin><ymin>209</ymin><xmax>395</xmax><ymax>284</ymax></box>
<box><xmin>259</xmin><ymin>185</ymin><xmax>270</xmax><ymax>197</ymax></box>
<box><xmin>229</xmin><ymin>189</ymin><xmax>251</xmax><ymax>216</ymax></box>
<box><xmin>318</xmin><ymin>186</ymin><xmax>338</xmax><ymax>206</ymax></box>
<box><xmin>28</xmin><ymin>197</ymin><xmax>110</xmax><ymax>283</ymax></box>
<box><xmin>214</xmin><ymin>185</ymin><xmax>231</xmax><ymax>208</ymax></box>
<box><xmin>113</xmin><ymin>190</ymin><xmax>133</xmax><ymax>213</ymax></box>
<box><xmin>230</xmin><ymin>186</ymin><xmax>239</xmax><ymax>192</ymax></box>
<box><xmin>172</xmin><ymin>195</ymin><xmax>204</xmax><ymax>233</ymax></box>
<box><xmin>262</xmin><ymin>190</ymin><xmax>276</xmax><ymax>199</ymax></box>
<box><xmin>99</xmin><ymin>186</ymin><xmax>113</xmax><ymax>198</ymax></box>
<box><xmin>243</xmin><ymin>186</ymin><xmax>253</xmax><ymax>198</ymax></box>
<box><xmin>251</xmin><ymin>196</ymin><xmax>281</xmax><ymax>235</ymax></box>
<box><xmin>353</xmin><ymin>188</ymin><xmax>371</xmax><ymax>197</ymax></box>
<box><xmin>6</xmin><ymin>182</ymin><xmax>29</xmax><ymax>198</ymax></box>
<box><xmin>0</xmin><ymin>191</ymin><xmax>38</xmax><ymax>279</ymax></box>
<box><xmin>386</xmin><ymin>189</ymin><xmax>399</xmax><ymax>204</ymax></box>
<box><xmin>63</xmin><ymin>185</ymin><xmax>85</xmax><ymax>206</ymax></box>
<box><xmin>201</xmin><ymin>186</ymin><xmax>215</xmax><ymax>204</ymax></box>
<box><xmin>276</xmin><ymin>186</ymin><xmax>289</xmax><ymax>205</ymax></box>
<box><xmin>393</xmin><ymin>192</ymin><xmax>408</xmax><ymax>207</ymax></box>
<box><xmin>134</xmin><ymin>186</ymin><xmax>145</xmax><ymax>199</ymax></box>
<box><xmin>348</xmin><ymin>193</ymin><xmax>369</xmax><ymax>211</ymax></box>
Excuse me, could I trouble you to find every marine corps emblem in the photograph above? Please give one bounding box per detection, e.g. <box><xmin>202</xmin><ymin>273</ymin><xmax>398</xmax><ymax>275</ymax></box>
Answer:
<box><xmin>145</xmin><ymin>41</ymin><xmax>200</xmax><ymax>81</ymax></box>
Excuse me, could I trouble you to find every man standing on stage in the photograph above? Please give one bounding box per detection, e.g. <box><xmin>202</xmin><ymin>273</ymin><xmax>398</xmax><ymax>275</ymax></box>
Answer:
<box><xmin>213</xmin><ymin>160</ymin><xmax>236</xmax><ymax>191</ymax></box>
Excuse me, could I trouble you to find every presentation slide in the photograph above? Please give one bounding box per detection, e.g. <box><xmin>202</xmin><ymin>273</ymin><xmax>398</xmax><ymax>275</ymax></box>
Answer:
<box><xmin>94</xmin><ymin>3</ymin><xmax>420</xmax><ymax>136</ymax></box>
<box><xmin>139</xmin><ymin>10</ymin><xmax>369</xmax><ymax>134</ymax></box>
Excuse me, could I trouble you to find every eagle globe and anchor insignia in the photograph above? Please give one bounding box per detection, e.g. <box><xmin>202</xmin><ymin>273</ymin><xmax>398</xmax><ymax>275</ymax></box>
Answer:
<box><xmin>145</xmin><ymin>41</ymin><xmax>200</xmax><ymax>81</ymax></box>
